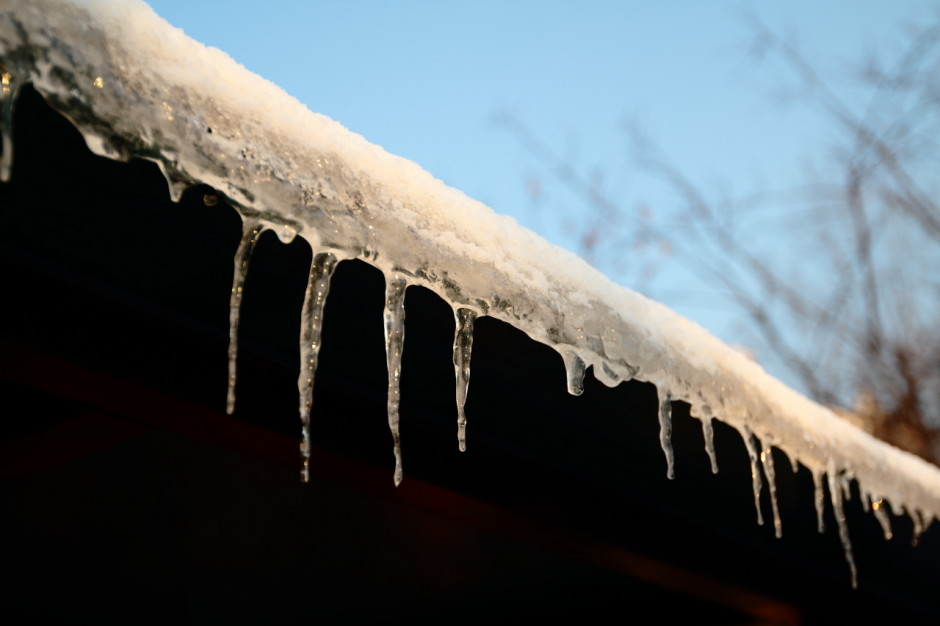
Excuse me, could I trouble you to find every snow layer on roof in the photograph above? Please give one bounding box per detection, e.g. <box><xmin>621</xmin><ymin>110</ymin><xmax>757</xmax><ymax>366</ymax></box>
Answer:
<box><xmin>2</xmin><ymin>0</ymin><xmax>938</xmax><ymax>585</ymax></box>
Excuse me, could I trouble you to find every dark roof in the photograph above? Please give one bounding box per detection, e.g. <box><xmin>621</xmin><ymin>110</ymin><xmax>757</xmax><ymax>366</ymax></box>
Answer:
<box><xmin>2</xmin><ymin>86</ymin><xmax>939</xmax><ymax>624</ymax></box>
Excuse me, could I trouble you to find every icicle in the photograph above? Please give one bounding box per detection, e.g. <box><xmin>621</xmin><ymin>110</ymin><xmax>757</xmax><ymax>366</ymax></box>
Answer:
<box><xmin>909</xmin><ymin>507</ymin><xmax>926</xmax><ymax>547</ymax></box>
<box><xmin>0</xmin><ymin>66</ymin><xmax>20</xmax><ymax>183</ymax></box>
<box><xmin>167</xmin><ymin>178</ymin><xmax>189</xmax><ymax>203</ymax></box>
<box><xmin>840</xmin><ymin>474</ymin><xmax>852</xmax><ymax>501</ymax></box>
<box><xmin>871</xmin><ymin>497</ymin><xmax>893</xmax><ymax>541</ymax></box>
<box><xmin>595</xmin><ymin>361</ymin><xmax>621</xmax><ymax>387</ymax></box>
<box><xmin>741</xmin><ymin>427</ymin><xmax>764</xmax><ymax>526</ymax></box>
<box><xmin>827</xmin><ymin>468</ymin><xmax>858</xmax><ymax>588</ymax></box>
<box><xmin>760</xmin><ymin>443</ymin><xmax>782</xmax><ymax>538</ymax></box>
<box><xmin>700</xmin><ymin>416</ymin><xmax>719</xmax><ymax>474</ymax></box>
<box><xmin>297</xmin><ymin>251</ymin><xmax>338</xmax><ymax>483</ymax></box>
<box><xmin>384</xmin><ymin>274</ymin><xmax>407</xmax><ymax>486</ymax></box>
<box><xmin>226</xmin><ymin>219</ymin><xmax>264</xmax><ymax>415</ymax></box>
<box><xmin>812</xmin><ymin>469</ymin><xmax>826</xmax><ymax>533</ymax></box>
<box><xmin>452</xmin><ymin>307</ymin><xmax>476</xmax><ymax>452</ymax></box>
<box><xmin>560</xmin><ymin>348</ymin><xmax>586</xmax><ymax>396</ymax></box>
<box><xmin>656</xmin><ymin>387</ymin><xmax>675</xmax><ymax>480</ymax></box>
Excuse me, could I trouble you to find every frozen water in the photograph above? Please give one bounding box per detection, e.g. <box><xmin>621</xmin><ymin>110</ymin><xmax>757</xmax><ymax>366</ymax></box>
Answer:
<box><xmin>657</xmin><ymin>388</ymin><xmax>676</xmax><ymax>480</ymax></box>
<box><xmin>384</xmin><ymin>275</ymin><xmax>407</xmax><ymax>486</ymax></box>
<box><xmin>742</xmin><ymin>427</ymin><xmax>765</xmax><ymax>527</ymax></box>
<box><xmin>760</xmin><ymin>443</ymin><xmax>783</xmax><ymax>539</ymax></box>
<box><xmin>4</xmin><ymin>0</ymin><xmax>940</xmax><ymax>586</ymax></box>
<box><xmin>828</xmin><ymin>466</ymin><xmax>859</xmax><ymax>588</ymax></box>
<box><xmin>298</xmin><ymin>251</ymin><xmax>338</xmax><ymax>483</ymax></box>
<box><xmin>227</xmin><ymin>219</ymin><xmax>264</xmax><ymax>415</ymax></box>
<box><xmin>452</xmin><ymin>307</ymin><xmax>476</xmax><ymax>452</ymax></box>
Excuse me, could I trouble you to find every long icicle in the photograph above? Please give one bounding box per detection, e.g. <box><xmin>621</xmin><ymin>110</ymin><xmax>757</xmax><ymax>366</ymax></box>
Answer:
<box><xmin>226</xmin><ymin>219</ymin><xmax>264</xmax><ymax>415</ymax></box>
<box><xmin>760</xmin><ymin>442</ymin><xmax>782</xmax><ymax>538</ymax></box>
<box><xmin>701</xmin><ymin>416</ymin><xmax>719</xmax><ymax>474</ymax></box>
<box><xmin>384</xmin><ymin>274</ymin><xmax>407</xmax><ymax>486</ymax></box>
<box><xmin>0</xmin><ymin>65</ymin><xmax>20</xmax><ymax>183</ymax></box>
<box><xmin>453</xmin><ymin>307</ymin><xmax>476</xmax><ymax>452</ymax></box>
<box><xmin>742</xmin><ymin>427</ymin><xmax>764</xmax><ymax>526</ymax></box>
<box><xmin>297</xmin><ymin>251</ymin><xmax>338</xmax><ymax>483</ymax></box>
<box><xmin>656</xmin><ymin>387</ymin><xmax>675</xmax><ymax>480</ymax></box>
<box><xmin>827</xmin><ymin>467</ymin><xmax>858</xmax><ymax>588</ymax></box>
<box><xmin>812</xmin><ymin>469</ymin><xmax>826</xmax><ymax>533</ymax></box>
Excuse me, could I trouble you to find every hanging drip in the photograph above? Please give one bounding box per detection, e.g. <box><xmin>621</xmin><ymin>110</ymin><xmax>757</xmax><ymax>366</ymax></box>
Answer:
<box><xmin>226</xmin><ymin>219</ymin><xmax>264</xmax><ymax>415</ymax></box>
<box><xmin>760</xmin><ymin>443</ymin><xmax>782</xmax><ymax>538</ymax></box>
<box><xmin>452</xmin><ymin>307</ymin><xmax>476</xmax><ymax>452</ymax></box>
<box><xmin>384</xmin><ymin>274</ymin><xmax>407</xmax><ymax>486</ymax></box>
<box><xmin>0</xmin><ymin>65</ymin><xmax>20</xmax><ymax>183</ymax></box>
<box><xmin>700</xmin><ymin>416</ymin><xmax>719</xmax><ymax>474</ymax></box>
<box><xmin>656</xmin><ymin>387</ymin><xmax>675</xmax><ymax>480</ymax></box>
<box><xmin>297</xmin><ymin>251</ymin><xmax>338</xmax><ymax>483</ymax></box>
<box><xmin>742</xmin><ymin>427</ymin><xmax>764</xmax><ymax>526</ymax></box>
<box><xmin>827</xmin><ymin>468</ymin><xmax>858</xmax><ymax>588</ymax></box>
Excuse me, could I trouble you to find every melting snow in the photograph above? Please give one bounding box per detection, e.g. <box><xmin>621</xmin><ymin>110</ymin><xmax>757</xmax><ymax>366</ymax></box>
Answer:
<box><xmin>2</xmin><ymin>0</ymin><xmax>940</xmax><ymax>588</ymax></box>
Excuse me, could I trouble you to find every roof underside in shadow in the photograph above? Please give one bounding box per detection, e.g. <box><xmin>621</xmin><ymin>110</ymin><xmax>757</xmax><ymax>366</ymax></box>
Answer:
<box><xmin>2</xmin><ymin>85</ymin><xmax>940</xmax><ymax>624</ymax></box>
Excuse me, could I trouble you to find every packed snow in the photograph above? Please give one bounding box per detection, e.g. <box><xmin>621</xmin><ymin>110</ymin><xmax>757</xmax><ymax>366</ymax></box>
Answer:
<box><xmin>2</xmin><ymin>0</ymin><xmax>939</xmax><ymax>587</ymax></box>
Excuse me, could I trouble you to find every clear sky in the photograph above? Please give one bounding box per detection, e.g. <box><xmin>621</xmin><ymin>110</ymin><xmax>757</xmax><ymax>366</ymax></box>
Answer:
<box><xmin>145</xmin><ymin>0</ymin><xmax>938</xmax><ymax>390</ymax></box>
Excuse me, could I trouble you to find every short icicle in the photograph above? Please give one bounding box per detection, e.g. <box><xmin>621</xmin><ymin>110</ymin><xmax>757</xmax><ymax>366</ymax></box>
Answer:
<box><xmin>0</xmin><ymin>65</ymin><xmax>20</xmax><ymax>183</ymax></box>
<box><xmin>812</xmin><ymin>469</ymin><xmax>826</xmax><ymax>533</ymax></box>
<box><xmin>656</xmin><ymin>387</ymin><xmax>675</xmax><ymax>480</ymax></box>
<box><xmin>870</xmin><ymin>496</ymin><xmax>893</xmax><ymax>541</ymax></box>
<box><xmin>701</xmin><ymin>416</ymin><xmax>719</xmax><ymax>474</ymax></box>
<box><xmin>908</xmin><ymin>506</ymin><xmax>927</xmax><ymax>547</ymax></box>
<box><xmin>760</xmin><ymin>442</ymin><xmax>783</xmax><ymax>538</ymax></box>
<box><xmin>827</xmin><ymin>466</ymin><xmax>858</xmax><ymax>588</ymax></box>
<box><xmin>297</xmin><ymin>251</ymin><xmax>338</xmax><ymax>483</ymax></box>
<box><xmin>384</xmin><ymin>274</ymin><xmax>408</xmax><ymax>486</ymax></box>
<box><xmin>742</xmin><ymin>427</ymin><xmax>764</xmax><ymax>526</ymax></box>
<box><xmin>561</xmin><ymin>348</ymin><xmax>586</xmax><ymax>396</ymax></box>
<box><xmin>452</xmin><ymin>307</ymin><xmax>476</xmax><ymax>452</ymax></box>
<box><xmin>226</xmin><ymin>219</ymin><xmax>264</xmax><ymax>415</ymax></box>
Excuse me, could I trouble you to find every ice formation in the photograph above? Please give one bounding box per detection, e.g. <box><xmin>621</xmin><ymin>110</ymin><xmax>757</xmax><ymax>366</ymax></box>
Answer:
<box><xmin>2</xmin><ymin>0</ymin><xmax>940</xmax><ymax>588</ymax></box>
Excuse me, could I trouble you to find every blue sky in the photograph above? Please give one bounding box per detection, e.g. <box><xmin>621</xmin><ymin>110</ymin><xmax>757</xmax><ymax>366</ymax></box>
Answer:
<box><xmin>146</xmin><ymin>0</ymin><xmax>937</xmax><ymax>389</ymax></box>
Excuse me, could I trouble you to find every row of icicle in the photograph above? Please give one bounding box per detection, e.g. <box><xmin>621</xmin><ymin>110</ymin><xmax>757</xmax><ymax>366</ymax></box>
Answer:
<box><xmin>225</xmin><ymin>219</ymin><xmax>476</xmax><ymax>487</ymax></box>
<box><xmin>0</xmin><ymin>67</ymin><xmax>925</xmax><ymax>589</ymax></box>
<box><xmin>219</xmin><ymin>218</ymin><xmax>927</xmax><ymax>589</ymax></box>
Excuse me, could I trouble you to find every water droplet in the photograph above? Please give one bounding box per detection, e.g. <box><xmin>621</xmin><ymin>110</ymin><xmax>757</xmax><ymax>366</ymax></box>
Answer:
<box><xmin>297</xmin><ymin>252</ymin><xmax>338</xmax><ymax>483</ymax></box>
<box><xmin>384</xmin><ymin>274</ymin><xmax>408</xmax><ymax>486</ymax></box>
<box><xmin>452</xmin><ymin>307</ymin><xmax>476</xmax><ymax>452</ymax></box>
<box><xmin>656</xmin><ymin>387</ymin><xmax>675</xmax><ymax>480</ymax></box>
<box><xmin>226</xmin><ymin>219</ymin><xmax>264</xmax><ymax>415</ymax></box>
